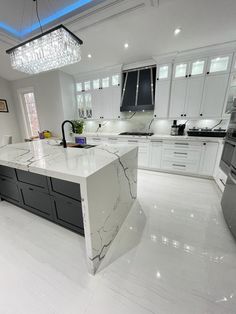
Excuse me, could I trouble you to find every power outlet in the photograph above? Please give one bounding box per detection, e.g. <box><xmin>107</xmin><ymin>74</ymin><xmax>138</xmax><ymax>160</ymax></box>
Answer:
<box><xmin>99</xmin><ymin>123</ymin><xmax>102</xmax><ymax>128</ymax></box>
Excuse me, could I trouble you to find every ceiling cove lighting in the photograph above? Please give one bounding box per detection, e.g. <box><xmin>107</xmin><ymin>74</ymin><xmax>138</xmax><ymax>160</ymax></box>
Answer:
<box><xmin>6</xmin><ymin>25</ymin><xmax>83</xmax><ymax>74</ymax></box>
<box><xmin>0</xmin><ymin>0</ymin><xmax>93</xmax><ymax>38</ymax></box>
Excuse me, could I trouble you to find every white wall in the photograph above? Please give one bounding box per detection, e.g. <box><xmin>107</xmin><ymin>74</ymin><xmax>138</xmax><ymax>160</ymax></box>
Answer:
<box><xmin>0</xmin><ymin>76</ymin><xmax>21</xmax><ymax>144</ymax></box>
<box><xmin>11</xmin><ymin>70</ymin><xmax>76</xmax><ymax>139</ymax></box>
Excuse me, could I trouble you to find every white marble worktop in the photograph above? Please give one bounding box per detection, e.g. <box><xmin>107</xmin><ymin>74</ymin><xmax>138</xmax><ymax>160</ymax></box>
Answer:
<box><xmin>77</xmin><ymin>132</ymin><xmax>224</xmax><ymax>143</ymax></box>
<box><xmin>0</xmin><ymin>140</ymin><xmax>136</xmax><ymax>183</ymax></box>
<box><xmin>0</xmin><ymin>140</ymin><xmax>138</xmax><ymax>275</ymax></box>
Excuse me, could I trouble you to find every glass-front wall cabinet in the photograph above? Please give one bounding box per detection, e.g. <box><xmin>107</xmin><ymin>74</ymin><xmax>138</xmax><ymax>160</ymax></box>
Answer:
<box><xmin>76</xmin><ymin>73</ymin><xmax>121</xmax><ymax>119</ymax></box>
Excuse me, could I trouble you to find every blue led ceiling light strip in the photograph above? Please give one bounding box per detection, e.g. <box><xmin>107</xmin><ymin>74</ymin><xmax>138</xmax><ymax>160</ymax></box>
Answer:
<box><xmin>0</xmin><ymin>0</ymin><xmax>93</xmax><ymax>38</ymax></box>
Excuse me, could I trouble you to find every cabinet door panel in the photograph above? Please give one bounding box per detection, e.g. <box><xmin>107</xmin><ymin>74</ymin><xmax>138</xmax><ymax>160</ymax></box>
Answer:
<box><xmin>0</xmin><ymin>177</ymin><xmax>20</xmax><ymax>202</ymax></box>
<box><xmin>149</xmin><ymin>142</ymin><xmax>162</xmax><ymax>168</ymax></box>
<box><xmin>53</xmin><ymin>198</ymin><xmax>84</xmax><ymax>234</ymax></box>
<box><xmin>16</xmin><ymin>169</ymin><xmax>48</xmax><ymax>190</ymax></box>
<box><xmin>199</xmin><ymin>142</ymin><xmax>219</xmax><ymax>176</ymax></box>
<box><xmin>20</xmin><ymin>186</ymin><xmax>53</xmax><ymax>217</ymax></box>
<box><xmin>169</xmin><ymin>79</ymin><xmax>187</xmax><ymax>118</ymax></box>
<box><xmin>185</xmin><ymin>77</ymin><xmax>205</xmax><ymax>117</ymax></box>
<box><xmin>201</xmin><ymin>74</ymin><xmax>229</xmax><ymax>118</ymax></box>
<box><xmin>0</xmin><ymin>165</ymin><xmax>16</xmax><ymax>180</ymax></box>
<box><xmin>91</xmin><ymin>89</ymin><xmax>103</xmax><ymax>119</ymax></box>
<box><xmin>154</xmin><ymin>80</ymin><xmax>170</xmax><ymax>118</ymax></box>
<box><xmin>111</xmin><ymin>86</ymin><xmax>121</xmax><ymax>119</ymax></box>
<box><xmin>50</xmin><ymin>178</ymin><xmax>81</xmax><ymax>201</ymax></box>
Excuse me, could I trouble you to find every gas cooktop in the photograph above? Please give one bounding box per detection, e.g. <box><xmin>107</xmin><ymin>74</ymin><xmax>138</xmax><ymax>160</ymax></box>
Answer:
<box><xmin>119</xmin><ymin>132</ymin><xmax>154</xmax><ymax>136</ymax></box>
<box><xmin>187</xmin><ymin>128</ymin><xmax>226</xmax><ymax>137</ymax></box>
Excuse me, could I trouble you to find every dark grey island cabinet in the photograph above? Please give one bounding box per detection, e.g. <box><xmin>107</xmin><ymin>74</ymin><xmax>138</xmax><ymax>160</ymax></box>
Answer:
<box><xmin>0</xmin><ymin>165</ymin><xmax>84</xmax><ymax>236</ymax></box>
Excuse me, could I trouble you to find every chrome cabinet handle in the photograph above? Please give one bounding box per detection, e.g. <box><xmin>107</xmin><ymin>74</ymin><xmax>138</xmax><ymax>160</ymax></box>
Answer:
<box><xmin>174</xmin><ymin>152</ymin><xmax>188</xmax><ymax>155</ymax></box>
<box><xmin>128</xmin><ymin>140</ymin><xmax>138</xmax><ymax>143</ymax></box>
<box><xmin>172</xmin><ymin>164</ymin><xmax>186</xmax><ymax>167</ymax></box>
<box><xmin>174</xmin><ymin>143</ymin><xmax>189</xmax><ymax>146</ymax></box>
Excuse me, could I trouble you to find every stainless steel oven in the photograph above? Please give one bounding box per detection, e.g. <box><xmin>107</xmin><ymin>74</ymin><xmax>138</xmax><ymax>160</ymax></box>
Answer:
<box><xmin>221</xmin><ymin>104</ymin><xmax>236</xmax><ymax>240</ymax></box>
<box><xmin>221</xmin><ymin>150</ymin><xmax>236</xmax><ymax>239</ymax></box>
<box><xmin>220</xmin><ymin>109</ymin><xmax>236</xmax><ymax>175</ymax></box>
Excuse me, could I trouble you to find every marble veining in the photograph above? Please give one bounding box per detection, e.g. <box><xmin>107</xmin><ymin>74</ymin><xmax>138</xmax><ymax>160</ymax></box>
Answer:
<box><xmin>0</xmin><ymin>141</ymin><xmax>138</xmax><ymax>274</ymax></box>
<box><xmin>0</xmin><ymin>170</ymin><xmax>235</xmax><ymax>313</ymax></box>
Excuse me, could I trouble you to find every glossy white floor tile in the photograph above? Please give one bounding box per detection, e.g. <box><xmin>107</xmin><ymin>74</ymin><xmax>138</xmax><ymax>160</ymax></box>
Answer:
<box><xmin>0</xmin><ymin>170</ymin><xmax>236</xmax><ymax>314</ymax></box>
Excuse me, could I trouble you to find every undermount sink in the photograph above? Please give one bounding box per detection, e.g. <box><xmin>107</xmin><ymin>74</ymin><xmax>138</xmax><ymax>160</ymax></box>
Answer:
<box><xmin>67</xmin><ymin>144</ymin><xmax>96</xmax><ymax>149</ymax></box>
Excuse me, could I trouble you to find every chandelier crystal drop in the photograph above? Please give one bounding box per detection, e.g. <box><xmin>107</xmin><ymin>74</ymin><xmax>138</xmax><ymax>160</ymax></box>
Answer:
<box><xmin>6</xmin><ymin>25</ymin><xmax>83</xmax><ymax>74</ymax></box>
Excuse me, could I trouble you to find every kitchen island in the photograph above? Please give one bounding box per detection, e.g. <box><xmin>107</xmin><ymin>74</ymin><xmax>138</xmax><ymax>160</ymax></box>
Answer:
<box><xmin>0</xmin><ymin>141</ymin><xmax>138</xmax><ymax>274</ymax></box>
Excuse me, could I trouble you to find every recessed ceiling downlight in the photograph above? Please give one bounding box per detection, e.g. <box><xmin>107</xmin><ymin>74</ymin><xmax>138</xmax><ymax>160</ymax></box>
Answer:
<box><xmin>174</xmin><ymin>28</ymin><xmax>182</xmax><ymax>35</ymax></box>
<box><xmin>88</xmin><ymin>54</ymin><xmax>92</xmax><ymax>58</ymax></box>
<box><xmin>124</xmin><ymin>43</ymin><xmax>129</xmax><ymax>49</ymax></box>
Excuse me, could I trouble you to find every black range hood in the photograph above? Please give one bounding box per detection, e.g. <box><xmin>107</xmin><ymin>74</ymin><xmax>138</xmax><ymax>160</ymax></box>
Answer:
<box><xmin>120</xmin><ymin>65</ymin><xmax>156</xmax><ymax>112</ymax></box>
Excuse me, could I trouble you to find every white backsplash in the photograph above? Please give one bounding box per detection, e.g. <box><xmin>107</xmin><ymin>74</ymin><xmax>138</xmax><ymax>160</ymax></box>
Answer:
<box><xmin>83</xmin><ymin>112</ymin><xmax>229</xmax><ymax>135</ymax></box>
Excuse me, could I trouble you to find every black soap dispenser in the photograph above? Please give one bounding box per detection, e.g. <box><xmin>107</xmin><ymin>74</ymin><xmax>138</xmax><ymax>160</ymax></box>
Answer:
<box><xmin>170</xmin><ymin>120</ymin><xmax>178</xmax><ymax>136</ymax></box>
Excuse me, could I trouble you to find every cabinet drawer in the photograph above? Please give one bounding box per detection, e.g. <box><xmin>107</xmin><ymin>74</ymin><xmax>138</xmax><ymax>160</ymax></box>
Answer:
<box><xmin>20</xmin><ymin>186</ymin><xmax>53</xmax><ymax>217</ymax></box>
<box><xmin>0</xmin><ymin>165</ymin><xmax>16</xmax><ymax>180</ymax></box>
<box><xmin>0</xmin><ymin>177</ymin><xmax>20</xmax><ymax>202</ymax></box>
<box><xmin>53</xmin><ymin>197</ymin><xmax>84</xmax><ymax>234</ymax></box>
<box><xmin>161</xmin><ymin>160</ymin><xmax>199</xmax><ymax>173</ymax></box>
<box><xmin>163</xmin><ymin>141</ymin><xmax>201</xmax><ymax>149</ymax></box>
<box><xmin>16</xmin><ymin>169</ymin><xmax>49</xmax><ymax>190</ymax></box>
<box><xmin>162</xmin><ymin>148</ymin><xmax>201</xmax><ymax>162</ymax></box>
<box><xmin>50</xmin><ymin>178</ymin><xmax>81</xmax><ymax>201</ymax></box>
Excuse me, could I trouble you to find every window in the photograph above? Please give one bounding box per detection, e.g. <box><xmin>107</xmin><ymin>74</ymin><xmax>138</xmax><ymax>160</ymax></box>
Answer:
<box><xmin>19</xmin><ymin>89</ymin><xmax>40</xmax><ymax>138</ymax></box>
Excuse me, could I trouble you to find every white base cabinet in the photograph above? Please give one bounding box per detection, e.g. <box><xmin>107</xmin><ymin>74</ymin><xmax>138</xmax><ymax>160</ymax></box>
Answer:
<box><xmin>85</xmin><ymin>135</ymin><xmax>220</xmax><ymax>178</ymax></box>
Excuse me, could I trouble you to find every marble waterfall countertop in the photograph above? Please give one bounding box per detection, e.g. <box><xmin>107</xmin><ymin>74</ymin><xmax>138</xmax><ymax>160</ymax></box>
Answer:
<box><xmin>0</xmin><ymin>140</ymin><xmax>138</xmax><ymax>275</ymax></box>
<box><xmin>0</xmin><ymin>140</ymin><xmax>137</xmax><ymax>183</ymax></box>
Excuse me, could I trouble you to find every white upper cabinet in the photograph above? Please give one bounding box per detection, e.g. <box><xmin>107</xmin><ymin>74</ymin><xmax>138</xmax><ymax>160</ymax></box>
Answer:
<box><xmin>76</xmin><ymin>71</ymin><xmax>121</xmax><ymax>120</ymax></box>
<box><xmin>200</xmin><ymin>73</ymin><xmax>229</xmax><ymax>118</ymax></box>
<box><xmin>170</xmin><ymin>58</ymin><xmax>206</xmax><ymax>118</ymax></box>
<box><xmin>207</xmin><ymin>54</ymin><xmax>232</xmax><ymax>75</ymax></box>
<box><xmin>154</xmin><ymin>64</ymin><xmax>172</xmax><ymax>118</ymax></box>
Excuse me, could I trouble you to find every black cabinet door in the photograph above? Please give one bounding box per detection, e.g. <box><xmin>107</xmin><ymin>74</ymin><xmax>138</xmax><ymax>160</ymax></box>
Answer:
<box><xmin>0</xmin><ymin>165</ymin><xmax>17</xmax><ymax>180</ymax></box>
<box><xmin>50</xmin><ymin>177</ymin><xmax>81</xmax><ymax>201</ymax></box>
<box><xmin>53</xmin><ymin>197</ymin><xmax>84</xmax><ymax>235</ymax></box>
<box><xmin>16</xmin><ymin>169</ymin><xmax>49</xmax><ymax>191</ymax></box>
<box><xmin>0</xmin><ymin>176</ymin><xmax>20</xmax><ymax>203</ymax></box>
<box><xmin>20</xmin><ymin>186</ymin><xmax>53</xmax><ymax>218</ymax></box>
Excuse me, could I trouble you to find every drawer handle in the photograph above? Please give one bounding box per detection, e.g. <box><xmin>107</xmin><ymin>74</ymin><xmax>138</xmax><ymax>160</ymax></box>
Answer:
<box><xmin>128</xmin><ymin>140</ymin><xmax>138</xmax><ymax>143</ymax></box>
<box><xmin>174</xmin><ymin>143</ymin><xmax>189</xmax><ymax>146</ymax></box>
<box><xmin>92</xmin><ymin>138</ymin><xmax>101</xmax><ymax>141</ymax></box>
<box><xmin>172</xmin><ymin>164</ymin><xmax>186</xmax><ymax>167</ymax></box>
<box><xmin>174</xmin><ymin>152</ymin><xmax>188</xmax><ymax>155</ymax></box>
<box><xmin>151</xmin><ymin>140</ymin><xmax>163</xmax><ymax>143</ymax></box>
<box><xmin>108</xmin><ymin>138</ymin><xmax>118</xmax><ymax>140</ymax></box>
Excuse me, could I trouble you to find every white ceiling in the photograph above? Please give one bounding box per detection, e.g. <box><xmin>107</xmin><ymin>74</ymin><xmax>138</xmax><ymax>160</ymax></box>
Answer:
<box><xmin>1</xmin><ymin>0</ymin><xmax>236</xmax><ymax>80</ymax></box>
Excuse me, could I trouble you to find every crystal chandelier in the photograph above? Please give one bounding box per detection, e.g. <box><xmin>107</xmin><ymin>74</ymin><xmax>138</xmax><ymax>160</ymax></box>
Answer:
<box><xmin>6</xmin><ymin>0</ymin><xmax>83</xmax><ymax>74</ymax></box>
<box><xmin>6</xmin><ymin>25</ymin><xmax>83</xmax><ymax>74</ymax></box>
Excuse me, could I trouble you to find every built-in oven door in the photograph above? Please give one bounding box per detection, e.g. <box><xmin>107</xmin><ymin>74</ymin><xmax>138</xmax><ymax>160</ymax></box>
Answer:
<box><xmin>220</xmin><ymin>139</ymin><xmax>236</xmax><ymax>175</ymax></box>
<box><xmin>221</xmin><ymin>164</ymin><xmax>236</xmax><ymax>239</ymax></box>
